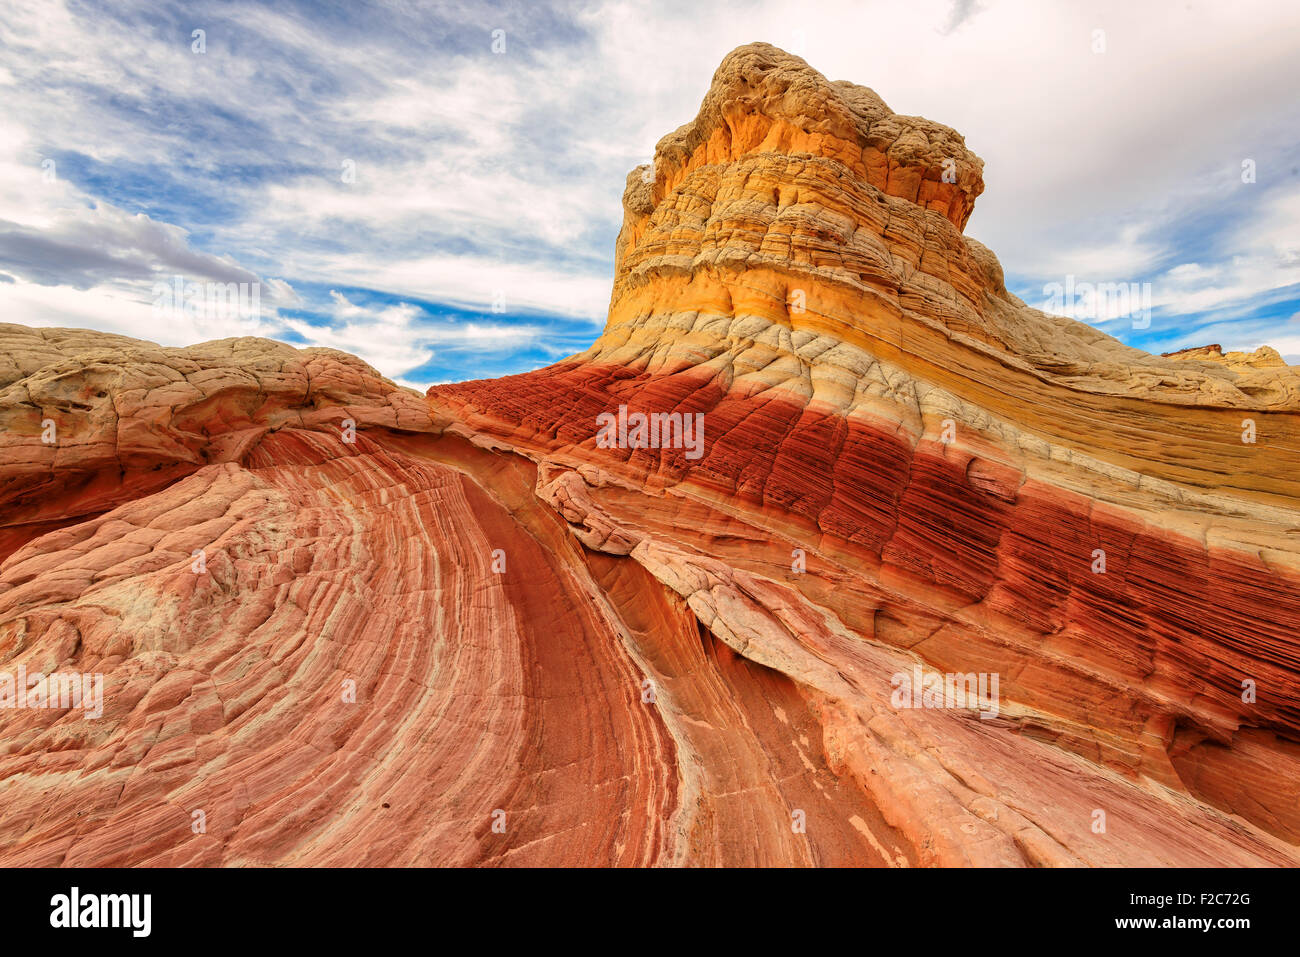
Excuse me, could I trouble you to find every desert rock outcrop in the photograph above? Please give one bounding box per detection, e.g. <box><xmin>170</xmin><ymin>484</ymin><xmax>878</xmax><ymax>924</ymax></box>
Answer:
<box><xmin>1</xmin><ymin>43</ymin><xmax>1298</xmax><ymax>866</ymax></box>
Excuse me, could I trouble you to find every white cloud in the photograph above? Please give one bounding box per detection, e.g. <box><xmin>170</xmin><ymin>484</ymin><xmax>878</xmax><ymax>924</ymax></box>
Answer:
<box><xmin>280</xmin><ymin>290</ymin><xmax>542</xmax><ymax>380</ymax></box>
<box><xmin>1</xmin><ymin>0</ymin><xmax>1298</xmax><ymax>384</ymax></box>
<box><xmin>1149</xmin><ymin>193</ymin><xmax>1300</xmax><ymax>315</ymax></box>
<box><xmin>0</xmin><ymin>278</ymin><xmax>280</xmax><ymax>345</ymax></box>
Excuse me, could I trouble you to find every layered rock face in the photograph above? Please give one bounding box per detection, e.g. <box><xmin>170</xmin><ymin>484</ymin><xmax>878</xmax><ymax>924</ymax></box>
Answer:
<box><xmin>2</xmin><ymin>43</ymin><xmax>1299</xmax><ymax>866</ymax></box>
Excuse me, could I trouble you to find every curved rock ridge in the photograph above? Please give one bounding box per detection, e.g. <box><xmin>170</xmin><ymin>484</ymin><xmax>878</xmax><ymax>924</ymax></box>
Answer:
<box><xmin>0</xmin><ymin>324</ymin><xmax>428</xmax><ymax>566</ymax></box>
<box><xmin>2</xmin><ymin>44</ymin><xmax>1299</xmax><ymax>867</ymax></box>
<box><xmin>429</xmin><ymin>43</ymin><xmax>1300</xmax><ymax>858</ymax></box>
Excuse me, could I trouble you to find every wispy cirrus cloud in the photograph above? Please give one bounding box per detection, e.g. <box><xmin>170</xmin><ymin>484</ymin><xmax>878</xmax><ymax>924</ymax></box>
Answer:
<box><xmin>279</xmin><ymin>289</ymin><xmax>545</xmax><ymax>385</ymax></box>
<box><xmin>0</xmin><ymin>0</ymin><xmax>1297</xmax><ymax>386</ymax></box>
<box><xmin>0</xmin><ymin>203</ymin><xmax>263</xmax><ymax>289</ymax></box>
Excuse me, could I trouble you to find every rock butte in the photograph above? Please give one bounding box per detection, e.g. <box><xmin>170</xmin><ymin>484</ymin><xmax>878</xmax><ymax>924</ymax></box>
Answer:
<box><xmin>2</xmin><ymin>43</ymin><xmax>1299</xmax><ymax>867</ymax></box>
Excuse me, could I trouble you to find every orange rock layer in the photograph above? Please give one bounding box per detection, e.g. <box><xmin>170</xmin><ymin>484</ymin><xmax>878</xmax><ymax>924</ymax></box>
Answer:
<box><xmin>1</xmin><ymin>43</ymin><xmax>1299</xmax><ymax>866</ymax></box>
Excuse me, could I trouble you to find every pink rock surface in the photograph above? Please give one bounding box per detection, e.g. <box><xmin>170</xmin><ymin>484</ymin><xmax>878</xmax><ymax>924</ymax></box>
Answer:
<box><xmin>2</xmin><ymin>44</ymin><xmax>1299</xmax><ymax>867</ymax></box>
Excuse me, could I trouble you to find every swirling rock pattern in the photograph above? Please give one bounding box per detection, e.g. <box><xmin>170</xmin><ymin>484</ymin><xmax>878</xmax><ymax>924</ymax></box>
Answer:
<box><xmin>2</xmin><ymin>44</ymin><xmax>1298</xmax><ymax>866</ymax></box>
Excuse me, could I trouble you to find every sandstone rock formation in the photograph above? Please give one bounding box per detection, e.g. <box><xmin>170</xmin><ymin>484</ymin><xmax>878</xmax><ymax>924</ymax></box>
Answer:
<box><xmin>1</xmin><ymin>43</ymin><xmax>1298</xmax><ymax>866</ymax></box>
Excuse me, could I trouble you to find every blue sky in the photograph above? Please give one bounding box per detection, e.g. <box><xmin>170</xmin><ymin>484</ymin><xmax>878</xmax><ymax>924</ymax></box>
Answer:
<box><xmin>1</xmin><ymin>0</ymin><xmax>1298</xmax><ymax>390</ymax></box>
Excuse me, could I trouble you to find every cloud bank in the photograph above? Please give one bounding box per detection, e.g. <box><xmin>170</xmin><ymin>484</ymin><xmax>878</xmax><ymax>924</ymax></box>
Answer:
<box><xmin>0</xmin><ymin>0</ymin><xmax>1297</xmax><ymax>387</ymax></box>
